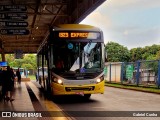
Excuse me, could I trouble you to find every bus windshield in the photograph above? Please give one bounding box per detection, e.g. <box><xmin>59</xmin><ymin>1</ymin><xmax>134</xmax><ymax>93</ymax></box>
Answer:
<box><xmin>52</xmin><ymin>41</ymin><xmax>104</xmax><ymax>75</ymax></box>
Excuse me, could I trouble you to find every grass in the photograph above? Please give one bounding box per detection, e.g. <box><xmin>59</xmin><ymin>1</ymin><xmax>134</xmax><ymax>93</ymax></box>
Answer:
<box><xmin>105</xmin><ymin>82</ymin><xmax>160</xmax><ymax>94</ymax></box>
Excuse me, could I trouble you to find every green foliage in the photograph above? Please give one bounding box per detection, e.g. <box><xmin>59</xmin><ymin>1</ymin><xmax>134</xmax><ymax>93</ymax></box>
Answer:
<box><xmin>145</xmin><ymin>51</ymin><xmax>160</xmax><ymax>75</ymax></box>
<box><xmin>23</xmin><ymin>54</ymin><xmax>37</xmax><ymax>69</ymax></box>
<box><xmin>105</xmin><ymin>42</ymin><xmax>130</xmax><ymax>62</ymax></box>
<box><xmin>130</xmin><ymin>47</ymin><xmax>143</xmax><ymax>61</ymax></box>
<box><xmin>3</xmin><ymin>54</ymin><xmax>37</xmax><ymax>70</ymax></box>
<box><xmin>130</xmin><ymin>44</ymin><xmax>160</xmax><ymax>61</ymax></box>
<box><xmin>21</xmin><ymin>64</ymin><xmax>33</xmax><ymax>69</ymax></box>
<box><xmin>10</xmin><ymin>59</ymin><xmax>24</xmax><ymax>68</ymax></box>
<box><xmin>5</xmin><ymin>54</ymin><xmax>15</xmax><ymax>63</ymax></box>
<box><xmin>156</xmin><ymin>50</ymin><xmax>160</xmax><ymax>59</ymax></box>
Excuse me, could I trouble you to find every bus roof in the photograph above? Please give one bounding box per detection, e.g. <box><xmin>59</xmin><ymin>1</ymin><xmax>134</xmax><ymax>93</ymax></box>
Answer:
<box><xmin>52</xmin><ymin>24</ymin><xmax>101</xmax><ymax>31</ymax></box>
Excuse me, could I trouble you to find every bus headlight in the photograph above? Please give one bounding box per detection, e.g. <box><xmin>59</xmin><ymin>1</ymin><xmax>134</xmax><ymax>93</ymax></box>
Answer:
<box><xmin>96</xmin><ymin>78</ymin><xmax>101</xmax><ymax>83</ymax></box>
<box><xmin>96</xmin><ymin>76</ymin><xmax>104</xmax><ymax>83</ymax></box>
<box><xmin>58</xmin><ymin>79</ymin><xmax>63</xmax><ymax>84</ymax></box>
<box><xmin>53</xmin><ymin>78</ymin><xmax>63</xmax><ymax>85</ymax></box>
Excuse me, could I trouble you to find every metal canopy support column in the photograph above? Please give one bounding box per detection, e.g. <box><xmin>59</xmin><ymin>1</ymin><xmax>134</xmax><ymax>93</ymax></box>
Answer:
<box><xmin>136</xmin><ymin>61</ymin><xmax>140</xmax><ymax>86</ymax></box>
<box><xmin>121</xmin><ymin>62</ymin><xmax>124</xmax><ymax>84</ymax></box>
<box><xmin>1</xmin><ymin>50</ymin><xmax>5</xmax><ymax>62</ymax></box>
<box><xmin>109</xmin><ymin>63</ymin><xmax>111</xmax><ymax>83</ymax></box>
<box><xmin>0</xmin><ymin>40</ymin><xmax>5</xmax><ymax>62</ymax></box>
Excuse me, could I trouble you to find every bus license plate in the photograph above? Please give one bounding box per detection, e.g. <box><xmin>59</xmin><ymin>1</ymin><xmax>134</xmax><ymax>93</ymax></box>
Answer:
<box><xmin>76</xmin><ymin>92</ymin><xmax>84</xmax><ymax>96</ymax></box>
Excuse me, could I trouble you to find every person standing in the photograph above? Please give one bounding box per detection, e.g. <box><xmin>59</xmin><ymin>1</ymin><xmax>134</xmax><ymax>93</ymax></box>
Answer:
<box><xmin>55</xmin><ymin>56</ymin><xmax>64</xmax><ymax>73</ymax></box>
<box><xmin>0</xmin><ymin>68</ymin><xmax>3</xmax><ymax>100</ymax></box>
<box><xmin>2</xmin><ymin>66</ymin><xmax>15</xmax><ymax>102</ymax></box>
<box><xmin>16</xmin><ymin>68</ymin><xmax>21</xmax><ymax>85</ymax></box>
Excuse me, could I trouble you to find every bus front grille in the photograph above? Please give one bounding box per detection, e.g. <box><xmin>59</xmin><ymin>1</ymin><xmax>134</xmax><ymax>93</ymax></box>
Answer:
<box><xmin>65</xmin><ymin>86</ymin><xmax>95</xmax><ymax>92</ymax></box>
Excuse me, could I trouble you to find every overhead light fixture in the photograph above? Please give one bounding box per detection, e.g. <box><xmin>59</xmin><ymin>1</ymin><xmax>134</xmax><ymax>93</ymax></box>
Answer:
<box><xmin>33</xmin><ymin>37</ymin><xmax>34</xmax><ymax>39</ymax></box>
<box><xmin>36</xmin><ymin>26</ymin><xmax>38</xmax><ymax>29</ymax></box>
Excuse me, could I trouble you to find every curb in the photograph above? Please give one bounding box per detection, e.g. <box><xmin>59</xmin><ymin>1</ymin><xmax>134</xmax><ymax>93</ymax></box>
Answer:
<box><xmin>105</xmin><ymin>85</ymin><xmax>160</xmax><ymax>95</ymax></box>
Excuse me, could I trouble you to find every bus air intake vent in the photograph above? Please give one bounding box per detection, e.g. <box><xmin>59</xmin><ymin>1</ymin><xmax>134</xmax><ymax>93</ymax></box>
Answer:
<box><xmin>65</xmin><ymin>86</ymin><xmax>95</xmax><ymax>92</ymax></box>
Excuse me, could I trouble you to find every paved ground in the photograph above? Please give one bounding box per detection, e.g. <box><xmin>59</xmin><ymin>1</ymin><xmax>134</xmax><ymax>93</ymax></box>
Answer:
<box><xmin>54</xmin><ymin>86</ymin><xmax>160</xmax><ymax>120</ymax></box>
<box><xmin>1</xmin><ymin>82</ymin><xmax>160</xmax><ymax>120</ymax></box>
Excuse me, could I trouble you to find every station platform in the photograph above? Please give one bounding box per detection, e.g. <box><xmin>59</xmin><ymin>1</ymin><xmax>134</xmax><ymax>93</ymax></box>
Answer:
<box><xmin>0</xmin><ymin>81</ymin><xmax>74</xmax><ymax>120</ymax></box>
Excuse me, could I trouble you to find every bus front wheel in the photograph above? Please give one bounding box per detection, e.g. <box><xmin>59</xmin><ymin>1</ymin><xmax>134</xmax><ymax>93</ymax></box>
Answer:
<box><xmin>84</xmin><ymin>94</ymin><xmax>91</xmax><ymax>99</ymax></box>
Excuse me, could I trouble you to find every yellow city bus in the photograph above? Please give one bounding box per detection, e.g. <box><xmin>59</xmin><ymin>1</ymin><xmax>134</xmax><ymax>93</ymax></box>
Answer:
<box><xmin>37</xmin><ymin>24</ymin><xmax>106</xmax><ymax>99</ymax></box>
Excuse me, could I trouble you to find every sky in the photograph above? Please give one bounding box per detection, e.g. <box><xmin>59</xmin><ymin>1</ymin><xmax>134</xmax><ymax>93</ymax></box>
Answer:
<box><xmin>80</xmin><ymin>0</ymin><xmax>160</xmax><ymax>49</ymax></box>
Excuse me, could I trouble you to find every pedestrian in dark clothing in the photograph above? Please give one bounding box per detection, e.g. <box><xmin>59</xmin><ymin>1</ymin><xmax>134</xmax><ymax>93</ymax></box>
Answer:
<box><xmin>11</xmin><ymin>68</ymin><xmax>16</xmax><ymax>87</ymax></box>
<box><xmin>2</xmin><ymin>66</ymin><xmax>15</xmax><ymax>102</ymax></box>
<box><xmin>0</xmin><ymin>68</ymin><xmax>3</xmax><ymax>100</ymax></box>
<box><xmin>16</xmin><ymin>68</ymin><xmax>21</xmax><ymax>85</ymax></box>
<box><xmin>35</xmin><ymin>71</ymin><xmax>38</xmax><ymax>81</ymax></box>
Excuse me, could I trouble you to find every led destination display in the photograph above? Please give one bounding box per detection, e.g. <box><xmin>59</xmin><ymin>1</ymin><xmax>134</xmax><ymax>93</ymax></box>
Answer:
<box><xmin>58</xmin><ymin>32</ymin><xmax>100</xmax><ymax>39</ymax></box>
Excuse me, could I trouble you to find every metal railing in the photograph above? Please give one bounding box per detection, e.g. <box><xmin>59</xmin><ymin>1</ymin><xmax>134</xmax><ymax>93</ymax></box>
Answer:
<box><xmin>105</xmin><ymin>60</ymin><xmax>160</xmax><ymax>88</ymax></box>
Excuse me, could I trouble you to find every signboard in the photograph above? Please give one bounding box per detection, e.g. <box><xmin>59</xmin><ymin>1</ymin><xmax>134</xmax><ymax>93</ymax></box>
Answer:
<box><xmin>15</xmin><ymin>50</ymin><xmax>23</xmax><ymax>59</ymax></box>
<box><xmin>0</xmin><ymin>5</ymin><xmax>27</xmax><ymax>12</ymax></box>
<box><xmin>0</xmin><ymin>13</ymin><xmax>28</xmax><ymax>20</ymax></box>
<box><xmin>126</xmin><ymin>65</ymin><xmax>134</xmax><ymax>79</ymax></box>
<box><xmin>0</xmin><ymin>61</ymin><xmax>8</xmax><ymax>66</ymax></box>
<box><xmin>0</xmin><ymin>5</ymin><xmax>28</xmax><ymax>35</ymax></box>
<box><xmin>0</xmin><ymin>29</ymin><xmax>29</xmax><ymax>35</ymax></box>
<box><xmin>0</xmin><ymin>21</ymin><xmax>28</xmax><ymax>27</ymax></box>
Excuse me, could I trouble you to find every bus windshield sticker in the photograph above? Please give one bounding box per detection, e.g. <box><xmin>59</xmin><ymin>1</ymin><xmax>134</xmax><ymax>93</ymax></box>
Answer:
<box><xmin>68</xmin><ymin>43</ymin><xmax>73</xmax><ymax>49</ymax></box>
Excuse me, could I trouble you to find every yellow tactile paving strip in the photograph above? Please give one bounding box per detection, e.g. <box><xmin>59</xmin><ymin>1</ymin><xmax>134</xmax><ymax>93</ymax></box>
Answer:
<box><xmin>28</xmin><ymin>82</ymin><xmax>75</xmax><ymax>120</ymax></box>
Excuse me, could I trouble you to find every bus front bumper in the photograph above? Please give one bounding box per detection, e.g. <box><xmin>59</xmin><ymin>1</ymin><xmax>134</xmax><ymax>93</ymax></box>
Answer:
<box><xmin>51</xmin><ymin>81</ymin><xmax>104</xmax><ymax>95</ymax></box>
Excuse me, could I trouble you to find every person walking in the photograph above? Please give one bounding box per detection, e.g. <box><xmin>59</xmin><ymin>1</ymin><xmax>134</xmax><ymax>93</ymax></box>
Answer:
<box><xmin>10</xmin><ymin>68</ymin><xmax>16</xmax><ymax>87</ymax></box>
<box><xmin>16</xmin><ymin>68</ymin><xmax>21</xmax><ymax>85</ymax></box>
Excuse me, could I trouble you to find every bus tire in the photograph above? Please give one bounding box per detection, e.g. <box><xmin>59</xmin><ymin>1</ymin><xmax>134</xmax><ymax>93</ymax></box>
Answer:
<box><xmin>84</xmin><ymin>94</ymin><xmax>91</xmax><ymax>99</ymax></box>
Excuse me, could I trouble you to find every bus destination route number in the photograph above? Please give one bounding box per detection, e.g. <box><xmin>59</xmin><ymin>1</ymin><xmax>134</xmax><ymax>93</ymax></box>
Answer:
<box><xmin>59</xmin><ymin>32</ymin><xmax>89</xmax><ymax>38</ymax></box>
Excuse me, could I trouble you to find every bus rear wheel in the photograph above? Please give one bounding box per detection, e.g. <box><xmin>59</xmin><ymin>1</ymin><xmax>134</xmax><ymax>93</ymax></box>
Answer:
<box><xmin>84</xmin><ymin>94</ymin><xmax>91</xmax><ymax>99</ymax></box>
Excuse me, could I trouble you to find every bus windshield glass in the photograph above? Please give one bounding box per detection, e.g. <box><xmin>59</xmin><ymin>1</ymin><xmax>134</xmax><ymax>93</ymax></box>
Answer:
<box><xmin>52</xmin><ymin>41</ymin><xmax>104</xmax><ymax>75</ymax></box>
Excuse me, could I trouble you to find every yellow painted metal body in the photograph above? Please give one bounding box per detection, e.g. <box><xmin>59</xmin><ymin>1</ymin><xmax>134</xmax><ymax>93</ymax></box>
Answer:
<box><xmin>51</xmin><ymin>80</ymin><xmax>104</xmax><ymax>95</ymax></box>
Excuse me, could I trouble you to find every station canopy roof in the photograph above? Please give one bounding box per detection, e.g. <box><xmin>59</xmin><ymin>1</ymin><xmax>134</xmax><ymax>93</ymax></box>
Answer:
<box><xmin>0</xmin><ymin>0</ymin><xmax>105</xmax><ymax>54</ymax></box>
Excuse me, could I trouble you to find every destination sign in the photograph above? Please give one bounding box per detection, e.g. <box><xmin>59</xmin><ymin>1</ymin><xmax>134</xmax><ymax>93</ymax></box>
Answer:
<box><xmin>0</xmin><ymin>29</ymin><xmax>29</xmax><ymax>35</ymax></box>
<box><xmin>0</xmin><ymin>21</ymin><xmax>28</xmax><ymax>27</ymax></box>
<box><xmin>0</xmin><ymin>13</ymin><xmax>28</xmax><ymax>20</ymax></box>
<box><xmin>58</xmin><ymin>32</ymin><xmax>100</xmax><ymax>39</ymax></box>
<box><xmin>0</xmin><ymin>5</ymin><xmax>27</xmax><ymax>12</ymax></box>
<box><xmin>15</xmin><ymin>50</ymin><xmax>23</xmax><ymax>59</ymax></box>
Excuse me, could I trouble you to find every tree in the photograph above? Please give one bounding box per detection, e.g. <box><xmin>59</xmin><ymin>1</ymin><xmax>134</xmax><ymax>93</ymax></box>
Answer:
<box><xmin>23</xmin><ymin>54</ymin><xmax>37</xmax><ymax>69</ymax></box>
<box><xmin>21</xmin><ymin>64</ymin><xmax>33</xmax><ymax>69</ymax></box>
<box><xmin>130</xmin><ymin>47</ymin><xmax>143</xmax><ymax>61</ymax></box>
<box><xmin>156</xmin><ymin>50</ymin><xmax>160</xmax><ymax>60</ymax></box>
<box><xmin>105</xmin><ymin>42</ymin><xmax>130</xmax><ymax>62</ymax></box>
<box><xmin>4</xmin><ymin>54</ymin><xmax>37</xmax><ymax>70</ymax></box>
<box><xmin>10</xmin><ymin>59</ymin><xmax>24</xmax><ymax>68</ymax></box>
